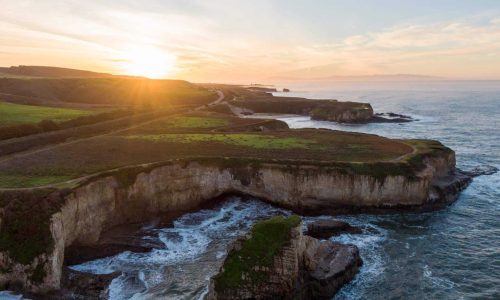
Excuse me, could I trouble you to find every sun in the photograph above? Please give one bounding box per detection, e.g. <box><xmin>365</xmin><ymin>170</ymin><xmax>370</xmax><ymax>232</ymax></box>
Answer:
<box><xmin>121</xmin><ymin>46</ymin><xmax>176</xmax><ymax>79</ymax></box>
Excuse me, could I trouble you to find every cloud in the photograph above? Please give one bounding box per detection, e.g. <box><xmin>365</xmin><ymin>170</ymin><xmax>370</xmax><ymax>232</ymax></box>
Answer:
<box><xmin>274</xmin><ymin>18</ymin><xmax>500</xmax><ymax>79</ymax></box>
<box><xmin>1</xmin><ymin>1</ymin><xmax>499</xmax><ymax>80</ymax></box>
<box><xmin>367</xmin><ymin>21</ymin><xmax>500</xmax><ymax>49</ymax></box>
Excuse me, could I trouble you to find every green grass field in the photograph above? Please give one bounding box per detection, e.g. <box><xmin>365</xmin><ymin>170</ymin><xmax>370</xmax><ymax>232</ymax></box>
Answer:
<box><xmin>0</xmin><ymin>174</ymin><xmax>73</xmax><ymax>189</ymax></box>
<box><xmin>0</xmin><ymin>101</ymin><xmax>95</xmax><ymax>127</ymax></box>
<box><xmin>124</xmin><ymin>112</ymin><xmax>289</xmax><ymax>134</ymax></box>
<box><xmin>148</xmin><ymin>116</ymin><xmax>229</xmax><ymax>129</ymax></box>
<box><xmin>126</xmin><ymin>133</ymin><xmax>323</xmax><ymax>149</ymax></box>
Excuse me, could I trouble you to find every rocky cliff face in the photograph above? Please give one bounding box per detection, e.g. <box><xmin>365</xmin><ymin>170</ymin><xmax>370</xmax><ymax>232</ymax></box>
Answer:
<box><xmin>310</xmin><ymin>104</ymin><xmax>374</xmax><ymax>123</ymax></box>
<box><xmin>206</xmin><ymin>217</ymin><xmax>362</xmax><ymax>299</ymax></box>
<box><xmin>0</xmin><ymin>151</ymin><xmax>461</xmax><ymax>293</ymax></box>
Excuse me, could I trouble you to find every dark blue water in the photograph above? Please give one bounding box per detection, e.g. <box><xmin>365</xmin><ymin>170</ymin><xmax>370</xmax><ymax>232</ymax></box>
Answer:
<box><xmin>64</xmin><ymin>81</ymin><xmax>499</xmax><ymax>300</ymax></box>
<box><xmin>272</xmin><ymin>80</ymin><xmax>500</xmax><ymax>299</ymax></box>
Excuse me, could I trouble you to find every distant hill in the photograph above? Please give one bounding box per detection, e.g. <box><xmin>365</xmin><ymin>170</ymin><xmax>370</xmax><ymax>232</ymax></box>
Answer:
<box><xmin>0</xmin><ymin>65</ymin><xmax>122</xmax><ymax>78</ymax></box>
<box><xmin>0</xmin><ymin>77</ymin><xmax>215</xmax><ymax>108</ymax></box>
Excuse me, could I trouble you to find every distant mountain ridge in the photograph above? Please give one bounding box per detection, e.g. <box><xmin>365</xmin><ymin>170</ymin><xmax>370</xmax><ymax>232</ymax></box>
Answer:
<box><xmin>0</xmin><ymin>65</ymin><xmax>129</xmax><ymax>78</ymax></box>
<box><xmin>320</xmin><ymin>74</ymin><xmax>443</xmax><ymax>81</ymax></box>
<box><xmin>269</xmin><ymin>74</ymin><xmax>444</xmax><ymax>81</ymax></box>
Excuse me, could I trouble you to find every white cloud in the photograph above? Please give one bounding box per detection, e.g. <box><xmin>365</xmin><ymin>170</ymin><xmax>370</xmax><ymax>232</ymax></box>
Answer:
<box><xmin>276</xmin><ymin>18</ymin><xmax>500</xmax><ymax>79</ymax></box>
<box><xmin>1</xmin><ymin>1</ymin><xmax>499</xmax><ymax>80</ymax></box>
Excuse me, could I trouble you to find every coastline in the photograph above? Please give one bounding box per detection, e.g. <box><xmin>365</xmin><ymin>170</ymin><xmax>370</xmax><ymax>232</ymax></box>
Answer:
<box><xmin>0</xmin><ymin>81</ymin><xmax>498</xmax><ymax>299</ymax></box>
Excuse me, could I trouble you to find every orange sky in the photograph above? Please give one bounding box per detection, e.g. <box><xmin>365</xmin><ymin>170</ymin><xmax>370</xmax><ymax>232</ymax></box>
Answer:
<box><xmin>1</xmin><ymin>1</ymin><xmax>500</xmax><ymax>82</ymax></box>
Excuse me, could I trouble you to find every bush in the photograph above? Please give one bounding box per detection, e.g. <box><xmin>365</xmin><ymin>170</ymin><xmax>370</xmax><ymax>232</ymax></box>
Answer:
<box><xmin>0</xmin><ymin>109</ymin><xmax>133</xmax><ymax>141</ymax></box>
<box><xmin>38</xmin><ymin>120</ymin><xmax>59</xmax><ymax>132</ymax></box>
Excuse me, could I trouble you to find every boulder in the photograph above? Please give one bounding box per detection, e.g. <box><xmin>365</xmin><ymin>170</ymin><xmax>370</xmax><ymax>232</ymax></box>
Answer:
<box><xmin>307</xmin><ymin>220</ymin><xmax>362</xmax><ymax>239</ymax></box>
<box><xmin>26</xmin><ymin>269</ymin><xmax>120</xmax><ymax>300</ymax></box>
<box><xmin>299</xmin><ymin>238</ymin><xmax>362</xmax><ymax>299</ymax></box>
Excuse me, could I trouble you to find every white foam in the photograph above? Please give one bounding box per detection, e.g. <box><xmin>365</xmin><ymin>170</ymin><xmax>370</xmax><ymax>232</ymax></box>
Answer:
<box><xmin>70</xmin><ymin>197</ymin><xmax>291</xmax><ymax>299</ymax></box>
<box><xmin>423</xmin><ymin>265</ymin><xmax>457</xmax><ymax>290</ymax></box>
<box><xmin>0</xmin><ymin>292</ymin><xmax>26</xmax><ymax>300</ymax></box>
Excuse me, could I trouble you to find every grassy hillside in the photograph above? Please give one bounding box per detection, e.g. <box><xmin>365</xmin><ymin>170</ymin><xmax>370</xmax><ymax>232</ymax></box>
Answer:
<box><xmin>0</xmin><ymin>77</ymin><xmax>216</xmax><ymax>107</ymax></box>
<box><xmin>0</xmin><ymin>65</ymin><xmax>116</xmax><ymax>78</ymax></box>
<box><xmin>0</xmin><ymin>77</ymin><xmax>217</xmax><ymax>140</ymax></box>
<box><xmin>0</xmin><ymin>101</ymin><xmax>95</xmax><ymax>127</ymax></box>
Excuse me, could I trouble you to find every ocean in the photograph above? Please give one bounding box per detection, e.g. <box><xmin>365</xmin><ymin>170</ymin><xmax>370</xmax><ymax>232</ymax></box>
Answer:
<box><xmin>59</xmin><ymin>81</ymin><xmax>500</xmax><ymax>299</ymax></box>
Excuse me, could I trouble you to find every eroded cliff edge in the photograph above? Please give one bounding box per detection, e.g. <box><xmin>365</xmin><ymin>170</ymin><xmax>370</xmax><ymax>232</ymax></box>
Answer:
<box><xmin>0</xmin><ymin>142</ymin><xmax>470</xmax><ymax>293</ymax></box>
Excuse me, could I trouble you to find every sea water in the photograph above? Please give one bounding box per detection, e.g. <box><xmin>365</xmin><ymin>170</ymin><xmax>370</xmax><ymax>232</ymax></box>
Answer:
<box><xmin>68</xmin><ymin>80</ymin><xmax>499</xmax><ymax>299</ymax></box>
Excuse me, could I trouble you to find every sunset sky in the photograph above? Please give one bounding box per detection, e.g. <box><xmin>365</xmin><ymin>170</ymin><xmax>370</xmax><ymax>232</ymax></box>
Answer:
<box><xmin>1</xmin><ymin>0</ymin><xmax>500</xmax><ymax>82</ymax></box>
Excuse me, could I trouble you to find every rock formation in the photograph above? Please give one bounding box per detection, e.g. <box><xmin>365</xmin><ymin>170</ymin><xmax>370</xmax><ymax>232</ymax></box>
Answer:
<box><xmin>206</xmin><ymin>216</ymin><xmax>362</xmax><ymax>299</ymax></box>
<box><xmin>372</xmin><ymin>112</ymin><xmax>414</xmax><ymax>123</ymax></box>
<box><xmin>461</xmin><ymin>165</ymin><xmax>498</xmax><ymax>177</ymax></box>
<box><xmin>309</xmin><ymin>102</ymin><xmax>374</xmax><ymax>123</ymax></box>
<box><xmin>307</xmin><ymin>220</ymin><xmax>362</xmax><ymax>239</ymax></box>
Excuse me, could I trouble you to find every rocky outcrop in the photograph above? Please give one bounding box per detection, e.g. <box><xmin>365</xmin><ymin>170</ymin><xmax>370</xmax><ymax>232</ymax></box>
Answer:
<box><xmin>28</xmin><ymin>269</ymin><xmax>121</xmax><ymax>300</ymax></box>
<box><xmin>245</xmin><ymin>87</ymin><xmax>278</xmax><ymax>93</ymax></box>
<box><xmin>206</xmin><ymin>216</ymin><xmax>362</xmax><ymax>299</ymax></box>
<box><xmin>307</xmin><ymin>220</ymin><xmax>362</xmax><ymax>239</ymax></box>
<box><xmin>310</xmin><ymin>103</ymin><xmax>374</xmax><ymax>123</ymax></box>
<box><xmin>0</xmin><ymin>149</ymin><xmax>464</xmax><ymax>293</ymax></box>
<box><xmin>461</xmin><ymin>165</ymin><xmax>498</xmax><ymax>177</ymax></box>
<box><xmin>427</xmin><ymin>165</ymin><xmax>498</xmax><ymax>208</ymax></box>
<box><xmin>298</xmin><ymin>238</ymin><xmax>362</xmax><ymax>299</ymax></box>
<box><xmin>372</xmin><ymin>112</ymin><xmax>414</xmax><ymax>123</ymax></box>
<box><xmin>230</xmin><ymin>91</ymin><xmax>376</xmax><ymax>123</ymax></box>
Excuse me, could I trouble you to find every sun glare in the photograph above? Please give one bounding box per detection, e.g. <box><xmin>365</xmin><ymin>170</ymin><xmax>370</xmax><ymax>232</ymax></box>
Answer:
<box><xmin>122</xmin><ymin>46</ymin><xmax>176</xmax><ymax>79</ymax></box>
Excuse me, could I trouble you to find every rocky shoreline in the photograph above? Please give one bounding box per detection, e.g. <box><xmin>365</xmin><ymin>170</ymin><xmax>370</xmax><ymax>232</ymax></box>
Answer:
<box><xmin>0</xmin><ymin>150</ymin><xmax>479</xmax><ymax>295</ymax></box>
<box><xmin>221</xmin><ymin>86</ymin><xmax>416</xmax><ymax>124</ymax></box>
<box><xmin>0</xmin><ymin>162</ymin><xmax>493</xmax><ymax>298</ymax></box>
<box><xmin>52</xmin><ymin>215</ymin><xmax>366</xmax><ymax>299</ymax></box>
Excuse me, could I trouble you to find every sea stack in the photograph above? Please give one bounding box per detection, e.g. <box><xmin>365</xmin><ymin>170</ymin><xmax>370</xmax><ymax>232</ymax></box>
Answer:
<box><xmin>207</xmin><ymin>215</ymin><xmax>362</xmax><ymax>299</ymax></box>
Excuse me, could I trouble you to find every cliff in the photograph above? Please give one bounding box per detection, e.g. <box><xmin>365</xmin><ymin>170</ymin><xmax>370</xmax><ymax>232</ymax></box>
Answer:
<box><xmin>230</xmin><ymin>95</ymin><xmax>374</xmax><ymax>123</ymax></box>
<box><xmin>207</xmin><ymin>216</ymin><xmax>362</xmax><ymax>299</ymax></box>
<box><xmin>212</xmin><ymin>85</ymin><xmax>375</xmax><ymax>123</ymax></box>
<box><xmin>221</xmin><ymin>86</ymin><xmax>413</xmax><ymax>123</ymax></box>
<box><xmin>309</xmin><ymin>101</ymin><xmax>374</xmax><ymax>123</ymax></box>
<box><xmin>0</xmin><ymin>148</ymin><xmax>468</xmax><ymax>293</ymax></box>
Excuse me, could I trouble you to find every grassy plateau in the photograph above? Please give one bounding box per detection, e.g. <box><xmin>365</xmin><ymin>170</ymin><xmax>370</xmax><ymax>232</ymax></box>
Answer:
<box><xmin>0</xmin><ymin>111</ymin><xmax>437</xmax><ymax>189</ymax></box>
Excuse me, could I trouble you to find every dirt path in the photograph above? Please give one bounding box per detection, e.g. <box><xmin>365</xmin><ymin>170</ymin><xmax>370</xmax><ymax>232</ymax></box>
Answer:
<box><xmin>195</xmin><ymin>90</ymin><xmax>224</xmax><ymax>111</ymax></box>
<box><xmin>387</xmin><ymin>143</ymin><xmax>418</xmax><ymax>163</ymax></box>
